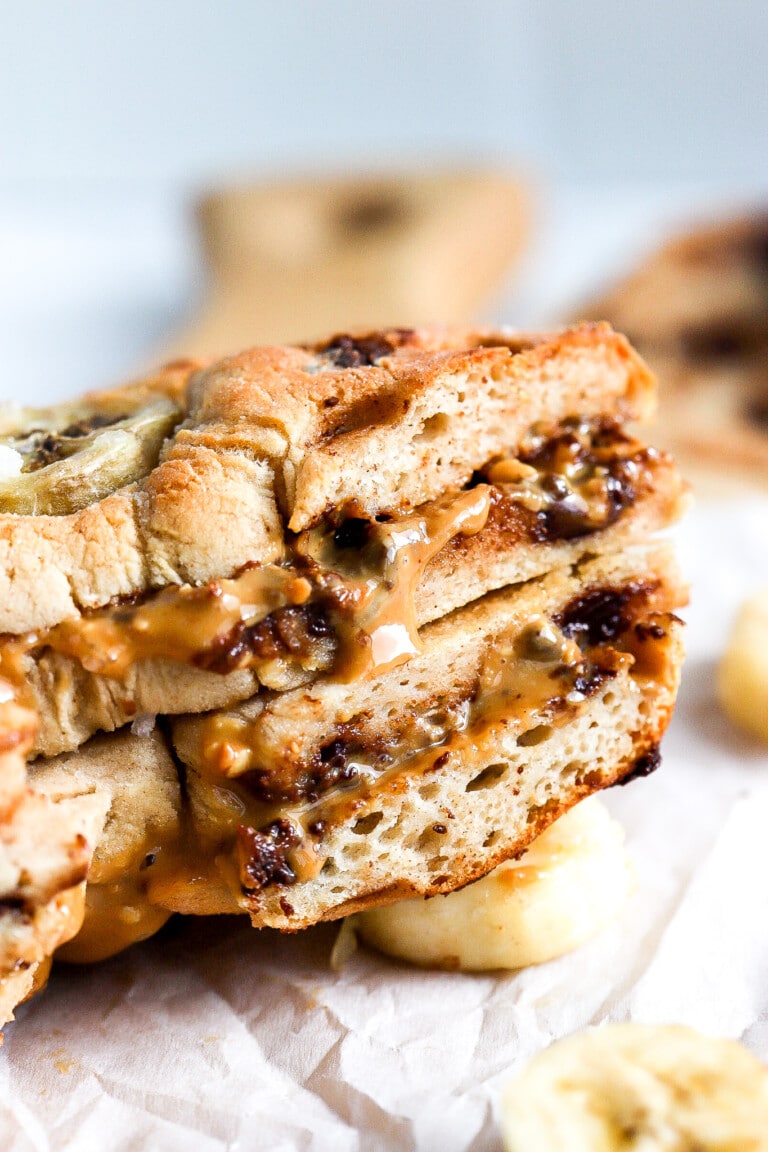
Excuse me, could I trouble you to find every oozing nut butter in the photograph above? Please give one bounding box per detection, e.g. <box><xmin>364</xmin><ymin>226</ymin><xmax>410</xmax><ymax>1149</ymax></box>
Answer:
<box><xmin>1</xmin><ymin>417</ymin><xmax>659</xmax><ymax>704</ymax></box>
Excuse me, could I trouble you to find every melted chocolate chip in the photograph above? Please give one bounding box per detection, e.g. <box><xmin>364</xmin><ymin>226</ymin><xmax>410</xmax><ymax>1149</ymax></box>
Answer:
<box><xmin>0</xmin><ymin>896</ymin><xmax>27</xmax><ymax>915</ymax></box>
<box><xmin>635</xmin><ymin>621</ymin><xmax>666</xmax><ymax>642</ymax></box>
<box><xmin>616</xmin><ymin>744</ymin><xmax>662</xmax><ymax>786</ymax></box>
<box><xmin>237</xmin><ymin>819</ymin><xmax>300</xmax><ymax>891</ymax></box>
<box><xmin>516</xmin><ymin>422</ymin><xmax>639</xmax><ymax>541</ymax></box>
<box><xmin>572</xmin><ymin>665</ymin><xmax>616</xmax><ymax>696</ymax></box>
<box><xmin>317</xmin><ymin>333</ymin><xmax>400</xmax><ymax>368</ymax></box>
<box><xmin>239</xmin><ymin>735</ymin><xmax>358</xmax><ymax>807</ymax></box>
<box><xmin>556</xmin><ymin>583</ymin><xmax>651</xmax><ymax>647</ymax></box>
<box><xmin>195</xmin><ymin>604</ymin><xmax>332</xmax><ymax>674</ymax></box>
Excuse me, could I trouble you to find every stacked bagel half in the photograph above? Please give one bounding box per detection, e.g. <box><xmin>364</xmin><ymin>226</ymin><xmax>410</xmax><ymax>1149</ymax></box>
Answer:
<box><xmin>0</xmin><ymin>325</ymin><xmax>688</xmax><ymax>1028</ymax></box>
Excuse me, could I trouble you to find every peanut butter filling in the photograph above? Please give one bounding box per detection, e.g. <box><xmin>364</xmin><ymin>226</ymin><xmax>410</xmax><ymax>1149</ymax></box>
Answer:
<box><xmin>0</xmin><ymin>418</ymin><xmax>658</xmax><ymax>707</ymax></box>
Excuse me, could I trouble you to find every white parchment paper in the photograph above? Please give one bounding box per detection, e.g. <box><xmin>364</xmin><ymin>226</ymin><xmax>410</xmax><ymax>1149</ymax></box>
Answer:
<box><xmin>1</xmin><ymin>499</ymin><xmax>767</xmax><ymax>1152</ymax></box>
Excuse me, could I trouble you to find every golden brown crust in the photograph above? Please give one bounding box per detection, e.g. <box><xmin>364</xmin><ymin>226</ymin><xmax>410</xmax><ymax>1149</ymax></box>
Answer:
<box><xmin>193</xmin><ymin>324</ymin><xmax>655</xmax><ymax>531</ymax></box>
<box><xmin>0</xmin><ymin>324</ymin><xmax>653</xmax><ymax>636</ymax></box>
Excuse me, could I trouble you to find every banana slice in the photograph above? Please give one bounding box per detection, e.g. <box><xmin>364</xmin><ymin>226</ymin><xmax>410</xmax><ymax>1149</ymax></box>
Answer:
<box><xmin>355</xmin><ymin>796</ymin><xmax>633</xmax><ymax>970</ymax></box>
<box><xmin>0</xmin><ymin>396</ymin><xmax>181</xmax><ymax>515</ymax></box>
<box><xmin>718</xmin><ymin>588</ymin><xmax>768</xmax><ymax>745</ymax></box>
<box><xmin>501</xmin><ymin>1023</ymin><xmax>768</xmax><ymax>1151</ymax></box>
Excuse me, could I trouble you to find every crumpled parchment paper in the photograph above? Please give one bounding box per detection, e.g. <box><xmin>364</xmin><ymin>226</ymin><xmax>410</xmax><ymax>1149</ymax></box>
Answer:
<box><xmin>1</xmin><ymin>499</ymin><xmax>767</xmax><ymax>1152</ymax></box>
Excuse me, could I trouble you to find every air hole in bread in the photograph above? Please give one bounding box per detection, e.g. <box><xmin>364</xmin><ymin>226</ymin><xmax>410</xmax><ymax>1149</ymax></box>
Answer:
<box><xmin>417</xmin><ymin>823</ymin><xmax>450</xmax><ymax>851</ymax></box>
<box><xmin>352</xmin><ymin>811</ymin><xmax>383</xmax><ymax>836</ymax></box>
<box><xmin>465</xmin><ymin>763</ymin><xmax>507</xmax><ymax>792</ymax></box>
<box><xmin>483</xmin><ymin>829</ymin><xmax>500</xmax><ymax>848</ymax></box>
<box><xmin>415</xmin><ymin>413</ymin><xmax>450</xmax><ymax>442</ymax></box>
<box><xmin>516</xmin><ymin>724</ymin><xmax>554</xmax><ymax>747</ymax></box>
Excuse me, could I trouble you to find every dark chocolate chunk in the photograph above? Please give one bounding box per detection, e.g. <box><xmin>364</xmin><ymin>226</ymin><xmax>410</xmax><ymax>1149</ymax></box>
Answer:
<box><xmin>237</xmin><ymin>819</ymin><xmax>300</xmax><ymax>891</ymax></box>
<box><xmin>556</xmin><ymin>583</ymin><xmax>650</xmax><ymax>647</ymax></box>
<box><xmin>315</xmin><ymin>330</ymin><xmax>414</xmax><ymax>369</ymax></box>
<box><xmin>194</xmin><ymin>604</ymin><xmax>332</xmax><ymax>674</ymax></box>
<box><xmin>616</xmin><ymin>744</ymin><xmax>662</xmax><ymax>786</ymax></box>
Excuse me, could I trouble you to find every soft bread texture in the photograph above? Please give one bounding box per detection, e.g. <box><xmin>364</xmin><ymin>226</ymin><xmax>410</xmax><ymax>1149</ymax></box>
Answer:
<box><xmin>231</xmin><ymin>620</ymin><xmax>680</xmax><ymax>930</ymax></box>
<box><xmin>4</xmin><ymin>731</ymin><xmax>181</xmax><ymax>977</ymax></box>
<box><xmin>0</xmin><ymin>785</ymin><xmax>106</xmax><ymax>982</ymax></box>
<box><xmin>191</xmin><ymin>324</ymin><xmax>655</xmax><ymax>532</ymax></box>
<box><xmin>29</xmin><ymin>729</ymin><xmax>181</xmax><ymax>888</ymax></box>
<box><xmin>27</xmin><ymin>446</ymin><xmax>686</xmax><ymax>758</ymax></box>
<box><xmin>0</xmin><ymin>325</ymin><xmax>685</xmax><ymax>1033</ymax></box>
<box><xmin>0</xmin><ymin>325</ymin><xmax>653</xmax><ymax>634</ymax></box>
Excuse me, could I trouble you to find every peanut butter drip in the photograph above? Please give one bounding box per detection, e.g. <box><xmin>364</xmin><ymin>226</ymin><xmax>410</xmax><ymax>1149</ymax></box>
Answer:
<box><xmin>57</xmin><ymin>879</ymin><xmax>172</xmax><ymax>964</ymax></box>
<box><xmin>57</xmin><ymin>821</ymin><xmax>184</xmax><ymax>964</ymax></box>
<box><xmin>39</xmin><ymin>567</ymin><xmax>314</xmax><ymax>678</ymax></box>
<box><xmin>198</xmin><ymin>487</ymin><xmax>491</xmax><ymax>778</ymax></box>
<box><xmin>6</xmin><ymin>484</ymin><xmax>490</xmax><ymax>690</ymax></box>
<box><xmin>0</xmin><ymin>418</ymin><xmax>648</xmax><ymax>690</ymax></box>
<box><xmin>298</xmin><ymin>486</ymin><xmax>492</xmax><ymax>681</ymax></box>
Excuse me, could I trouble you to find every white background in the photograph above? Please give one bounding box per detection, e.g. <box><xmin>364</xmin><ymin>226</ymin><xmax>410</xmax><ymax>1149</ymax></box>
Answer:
<box><xmin>1</xmin><ymin>2</ymin><xmax>767</xmax><ymax>401</ymax></box>
<box><xmin>2</xmin><ymin>1</ymin><xmax>767</xmax><ymax>191</ymax></box>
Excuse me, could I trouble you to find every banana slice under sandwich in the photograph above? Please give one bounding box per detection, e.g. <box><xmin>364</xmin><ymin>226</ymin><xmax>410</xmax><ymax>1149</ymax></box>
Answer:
<box><xmin>502</xmin><ymin>1023</ymin><xmax>768</xmax><ymax>1151</ymax></box>
<box><xmin>355</xmin><ymin>797</ymin><xmax>633</xmax><ymax>970</ymax></box>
